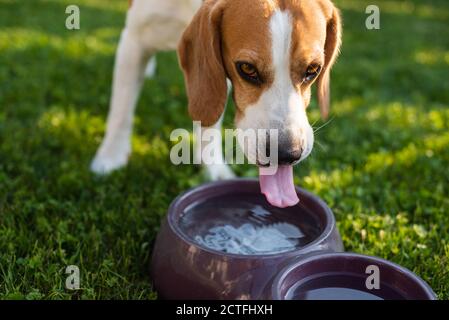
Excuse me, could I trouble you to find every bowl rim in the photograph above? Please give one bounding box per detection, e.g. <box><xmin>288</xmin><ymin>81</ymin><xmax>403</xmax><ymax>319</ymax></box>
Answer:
<box><xmin>271</xmin><ymin>252</ymin><xmax>437</xmax><ymax>300</ymax></box>
<box><xmin>166</xmin><ymin>178</ymin><xmax>337</xmax><ymax>260</ymax></box>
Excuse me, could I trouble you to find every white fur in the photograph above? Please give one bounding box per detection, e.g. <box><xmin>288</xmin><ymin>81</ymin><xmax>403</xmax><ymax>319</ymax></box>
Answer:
<box><xmin>194</xmin><ymin>80</ymin><xmax>235</xmax><ymax>180</ymax></box>
<box><xmin>236</xmin><ymin>9</ymin><xmax>314</xmax><ymax>165</ymax></box>
<box><xmin>145</xmin><ymin>56</ymin><xmax>157</xmax><ymax>78</ymax></box>
<box><xmin>195</xmin><ymin>115</ymin><xmax>236</xmax><ymax>180</ymax></box>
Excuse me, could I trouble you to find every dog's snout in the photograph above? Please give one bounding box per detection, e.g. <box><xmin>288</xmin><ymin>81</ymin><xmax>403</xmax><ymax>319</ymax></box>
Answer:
<box><xmin>278</xmin><ymin>148</ymin><xmax>302</xmax><ymax>165</ymax></box>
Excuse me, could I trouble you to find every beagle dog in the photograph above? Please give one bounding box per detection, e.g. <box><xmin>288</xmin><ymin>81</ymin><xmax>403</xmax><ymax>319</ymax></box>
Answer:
<box><xmin>91</xmin><ymin>0</ymin><xmax>342</xmax><ymax>208</ymax></box>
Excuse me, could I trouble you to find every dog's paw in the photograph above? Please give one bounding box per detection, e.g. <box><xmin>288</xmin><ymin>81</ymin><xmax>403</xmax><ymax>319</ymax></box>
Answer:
<box><xmin>90</xmin><ymin>154</ymin><xmax>128</xmax><ymax>175</ymax></box>
<box><xmin>204</xmin><ymin>164</ymin><xmax>236</xmax><ymax>181</ymax></box>
<box><xmin>90</xmin><ymin>152</ymin><xmax>130</xmax><ymax>175</ymax></box>
<box><xmin>90</xmin><ymin>141</ymin><xmax>131</xmax><ymax>175</ymax></box>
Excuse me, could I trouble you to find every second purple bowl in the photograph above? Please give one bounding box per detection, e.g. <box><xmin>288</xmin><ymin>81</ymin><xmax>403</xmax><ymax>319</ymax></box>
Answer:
<box><xmin>272</xmin><ymin>253</ymin><xmax>437</xmax><ymax>300</ymax></box>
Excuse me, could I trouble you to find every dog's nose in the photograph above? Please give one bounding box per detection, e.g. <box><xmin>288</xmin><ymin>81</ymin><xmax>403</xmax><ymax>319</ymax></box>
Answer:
<box><xmin>278</xmin><ymin>148</ymin><xmax>302</xmax><ymax>165</ymax></box>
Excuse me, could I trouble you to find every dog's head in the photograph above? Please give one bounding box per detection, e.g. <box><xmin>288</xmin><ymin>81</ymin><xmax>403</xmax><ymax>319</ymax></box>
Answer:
<box><xmin>178</xmin><ymin>0</ymin><xmax>342</xmax><ymax>207</ymax></box>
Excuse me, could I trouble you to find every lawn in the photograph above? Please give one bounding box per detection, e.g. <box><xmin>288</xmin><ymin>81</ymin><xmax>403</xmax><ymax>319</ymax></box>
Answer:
<box><xmin>0</xmin><ymin>0</ymin><xmax>448</xmax><ymax>299</ymax></box>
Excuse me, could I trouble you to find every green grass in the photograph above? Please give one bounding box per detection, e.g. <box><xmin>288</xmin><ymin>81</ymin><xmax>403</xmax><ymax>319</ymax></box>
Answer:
<box><xmin>0</xmin><ymin>0</ymin><xmax>448</xmax><ymax>299</ymax></box>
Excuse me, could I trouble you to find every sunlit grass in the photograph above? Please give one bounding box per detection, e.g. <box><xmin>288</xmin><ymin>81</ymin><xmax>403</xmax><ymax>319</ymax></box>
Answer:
<box><xmin>0</xmin><ymin>27</ymin><xmax>119</xmax><ymax>57</ymax></box>
<box><xmin>414</xmin><ymin>49</ymin><xmax>449</xmax><ymax>66</ymax></box>
<box><xmin>364</xmin><ymin>102</ymin><xmax>449</xmax><ymax>130</ymax></box>
<box><xmin>364</xmin><ymin>132</ymin><xmax>449</xmax><ymax>171</ymax></box>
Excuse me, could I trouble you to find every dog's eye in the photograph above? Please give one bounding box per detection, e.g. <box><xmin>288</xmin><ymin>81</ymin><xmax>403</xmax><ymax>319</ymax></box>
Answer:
<box><xmin>304</xmin><ymin>64</ymin><xmax>322</xmax><ymax>82</ymax></box>
<box><xmin>236</xmin><ymin>62</ymin><xmax>262</xmax><ymax>85</ymax></box>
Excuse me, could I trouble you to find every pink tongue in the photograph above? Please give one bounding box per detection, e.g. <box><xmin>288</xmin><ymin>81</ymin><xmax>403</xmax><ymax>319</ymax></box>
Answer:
<box><xmin>259</xmin><ymin>166</ymin><xmax>299</xmax><ymax>208</ymax></box>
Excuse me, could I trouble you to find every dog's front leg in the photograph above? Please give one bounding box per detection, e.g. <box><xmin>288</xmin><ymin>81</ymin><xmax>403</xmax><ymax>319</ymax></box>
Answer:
<box><xmin>91</xmin><ymin>28</ymin><xmax>152</xmax><ymax>175</ymax></box>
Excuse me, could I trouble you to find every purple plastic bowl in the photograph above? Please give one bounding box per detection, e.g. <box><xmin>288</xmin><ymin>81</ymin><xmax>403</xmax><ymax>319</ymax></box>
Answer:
<box><xmin>150</xmin><ymin>179</ymin><xmax>343</xmax><ymax>300</ymax></box>
<box><xmin>272</xmin><ymin>253</ymin><xmax>437</xmax><ymax>300</ymax></box>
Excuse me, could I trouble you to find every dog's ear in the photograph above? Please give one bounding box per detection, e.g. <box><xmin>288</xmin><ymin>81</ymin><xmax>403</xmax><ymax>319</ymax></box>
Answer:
<box><xmin>317</xmin><ymin>5</ymin><xmax>342</xmax><ymax>120</ymax></box>
<box><xmin>178</xmin><ymin>0</ymin><xmax>227</xmax><ymax>127</ymax></box>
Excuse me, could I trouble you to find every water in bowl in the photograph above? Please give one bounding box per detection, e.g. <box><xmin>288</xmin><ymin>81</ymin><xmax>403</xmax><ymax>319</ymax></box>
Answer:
<box><xmin>178</xmin><ymin>193</ymin><xmax>323</xmax><ymax>255</ymax></box>
<box><xmin>286</xmin><ymin>274</ymin><xmax>404</xmax><ymax>300</ymax></box>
